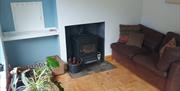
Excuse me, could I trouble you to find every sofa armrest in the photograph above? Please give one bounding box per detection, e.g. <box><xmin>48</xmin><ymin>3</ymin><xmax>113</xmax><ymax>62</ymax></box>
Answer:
<box><xmin>166</xmin><ymin>61</ymin><xmax>180</xmax><ymax>91</ymax></box>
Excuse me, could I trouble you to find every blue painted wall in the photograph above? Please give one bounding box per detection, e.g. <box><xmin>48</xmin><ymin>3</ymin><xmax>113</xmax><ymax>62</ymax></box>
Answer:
<box><xmin>4</xmin><ymin>36</ymin><xmax>60</xmax><ymax>67</ymax></box>
<box><xmin>42</xmin><ymin>0</ymin><xmax>58</xmax><ymax>27</ymax></box>
<box><xmin>0</xmin><ymin>0</ymin><xmax>58</xmax><ymax>32</ymax></box>
<box><xmin>0</xmin><ymin>0</ymin><xmax>15</xmax><ymax>32</ymax></box>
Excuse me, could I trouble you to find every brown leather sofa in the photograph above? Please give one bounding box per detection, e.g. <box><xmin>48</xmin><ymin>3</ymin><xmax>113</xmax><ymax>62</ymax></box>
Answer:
<box><xmin>111</xmin><ymin>24</ymin><xmax>180</xmax><ymax>91</ymax></box>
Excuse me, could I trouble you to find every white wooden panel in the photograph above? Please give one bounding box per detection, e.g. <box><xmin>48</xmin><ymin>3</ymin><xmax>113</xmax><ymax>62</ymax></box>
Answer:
<box><xmin>0</xmin><ymin>25</ymin><xmax>7</xmax><ymax>91</ymax></box>
<box><xmin>11</xmin><ymin>2</ymin><xmax>45</xmax><ymax>32</ymax></box>
<box><xmin>0</xmin><ymin>25</ymin><xmax>4</xmax><ymax>61</ymax></box>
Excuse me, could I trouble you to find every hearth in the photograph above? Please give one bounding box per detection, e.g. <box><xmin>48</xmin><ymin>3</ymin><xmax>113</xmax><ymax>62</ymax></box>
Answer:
<box><xmin>65</xmin><ymin>22</ymin><xmax>105</xmax><ymax>65</ymax></box>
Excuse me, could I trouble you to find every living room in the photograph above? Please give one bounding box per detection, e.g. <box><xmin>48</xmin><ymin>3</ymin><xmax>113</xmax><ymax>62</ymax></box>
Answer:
<box><xmin>0</xmin><ymin>0</ymin><xmax>180</xmax><ymax>91</ymax></box>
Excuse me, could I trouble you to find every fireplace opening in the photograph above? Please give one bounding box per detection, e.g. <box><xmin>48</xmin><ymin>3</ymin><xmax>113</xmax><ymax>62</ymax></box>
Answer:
<box><xmin>65</xmin><ymin>22</ymin><xmax>105</xmax><ymax>64</ymax></box>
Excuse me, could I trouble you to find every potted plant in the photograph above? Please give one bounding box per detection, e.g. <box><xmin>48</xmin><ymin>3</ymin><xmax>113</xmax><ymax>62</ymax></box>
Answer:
<box><xmin>11</xmin><ymin>57</ymin><xmax>64</xmax><ymax>91</ymax></box>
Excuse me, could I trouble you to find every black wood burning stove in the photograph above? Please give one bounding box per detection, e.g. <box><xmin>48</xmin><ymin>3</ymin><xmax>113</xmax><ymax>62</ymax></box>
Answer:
<box><xmin>73</xmin><ymin>33</ymin><xmax>98</xmax><ymax>64</ymax></box>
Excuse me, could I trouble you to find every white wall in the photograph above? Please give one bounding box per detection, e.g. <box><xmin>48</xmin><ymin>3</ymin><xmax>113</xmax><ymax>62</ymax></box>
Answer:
<box><xmin>0</xmin><ymin>37</ymin><xmax>7</xmax><ymax>91</ymax></box>
<box><xmin>56</xmin><ymin>0</ymin><xmax>143</xmax><ymax>62</ymax></box>
<box><xmin>0</xmin><ymin>25</ymin><xmax>7</xmax><ymax>91</ymax></box>
<box><xmin>0</xmin><ymin>25</ymin><xmax>4</xmax><ymax>62</ymax></box>
<box><xmin>141</xmin><ymin>0</ymin><xmax>180</xmax><ymax>34</ymax></box>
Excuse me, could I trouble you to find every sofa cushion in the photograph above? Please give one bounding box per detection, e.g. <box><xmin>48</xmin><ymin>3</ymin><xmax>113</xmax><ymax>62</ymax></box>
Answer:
<box><xmin>118</xmin><ymin>35</ymin><xmax>129</xmax><ymax>43</ymax></box>
<box><xmin>127</xmin><ymin>32</ymin><xmax>144</xmax><ymax>48</ymax></box>
<box><xmin>119</xmin><ymin>24</ymin><xmax>142</xmax><ymax>43</ymax></box>
<box><xmin>111</xmin><ymin>42</ymin><xmax>147</xmax><ymax>59</ymax></box>
<box><xmin>133</xmin><ymin>53</ymin><xmax>167</xmax><ymax>77</ymax></box>
<box><xmin>161</xmin><ymin>32</ymin><xmax>180</xmax><ymax>47</ymax></box>
<box><xmin>141</xmin><ymin>25</ymin><xmax>165</xmax><ymax>52</ymax></box>
<box><xmin>159</xmin><ymin>38</ymin><xmax>176</xmax><ymax>57</ymax></box>
<box><xmin>157</xmin><ymin>47</ymin><xmax>180</xmax><ymax>72</ymax></box>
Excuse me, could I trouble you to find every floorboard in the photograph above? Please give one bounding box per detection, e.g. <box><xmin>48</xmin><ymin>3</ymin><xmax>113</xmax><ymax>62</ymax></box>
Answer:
<box><xmin>56</xmin><ymin>56</ymin><xmax>160</xmax><ymax>91</ymax></box>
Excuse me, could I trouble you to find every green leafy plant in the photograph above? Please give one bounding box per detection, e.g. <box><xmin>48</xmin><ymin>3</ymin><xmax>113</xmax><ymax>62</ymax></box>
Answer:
<box><xmin>47</xmin><ymin>57</ymin><xmax>60</xmax><ymax>69</ymax></box>
<box><xmin>20</xmin><ymin>57</ymin><xmax>64</xmax><ymax>91</ymax></box>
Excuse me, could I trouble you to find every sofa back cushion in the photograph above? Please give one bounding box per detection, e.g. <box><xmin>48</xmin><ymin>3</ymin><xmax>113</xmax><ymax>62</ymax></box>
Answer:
<box><xmin>159</xmin><ymin>38</ymin><xmax>176</xmax><ymax>57</ymax></box>
<box><xmin>141</xmin><ymin>25</ymin><xmax>165</xmax><ymax>52</ymax></box>
<box><xmin>126</xmin><ymin>32</ymin><xmax>144</xmax><ymax>48</ymax></box>
<box><xmin>157</xmin><ymin>47</ymin><xmax>180</xmax><ymax>72</ymax></box>
<box><xmin>119</xmin><ymin>24</ymin><xmax>141</xmax><ymax>43</ymax></box>
<box><xmin>160</xmin><ymin>32</ymin><xmax>180</xmax><ymax>48</ymax></box>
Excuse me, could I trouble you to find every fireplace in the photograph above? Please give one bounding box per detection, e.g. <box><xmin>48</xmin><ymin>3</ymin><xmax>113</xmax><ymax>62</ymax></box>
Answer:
<box><xmin>65</xmin><ymin>22</ymin><xmax>105</xmax><ymax>64</ymax></box>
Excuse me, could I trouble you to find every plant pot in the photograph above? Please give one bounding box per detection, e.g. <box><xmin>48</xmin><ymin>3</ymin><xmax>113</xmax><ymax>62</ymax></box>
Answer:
<box><xmin>68</xmin><ymin>62</ymin><xmax>82</xmax><ymax>73</ymax></box>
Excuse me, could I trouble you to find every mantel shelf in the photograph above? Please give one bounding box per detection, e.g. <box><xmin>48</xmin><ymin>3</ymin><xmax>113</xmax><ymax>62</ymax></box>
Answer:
<box><xmin>2</xmin><ymin>30</ymin><xmax>59</xmax><ymax>42</ymax></box>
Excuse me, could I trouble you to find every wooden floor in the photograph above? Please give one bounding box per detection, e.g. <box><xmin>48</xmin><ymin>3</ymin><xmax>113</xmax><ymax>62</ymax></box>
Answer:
<box><xmin>56</xmin><ymin>56</ymin><xmax>160</xmax><ymax>91</ymax></box>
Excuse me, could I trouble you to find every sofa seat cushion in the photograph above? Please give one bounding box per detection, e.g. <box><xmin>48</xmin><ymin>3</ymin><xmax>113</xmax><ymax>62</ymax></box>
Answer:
<box><xmin>111</xmin><ymin>42</ymin><xmax>147</xmax><ymax>59</ymax></box>
<box><xmin>133</xmin><ymin>53</ymin><xmax>167</xmax><ymax>77</ymax></box>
